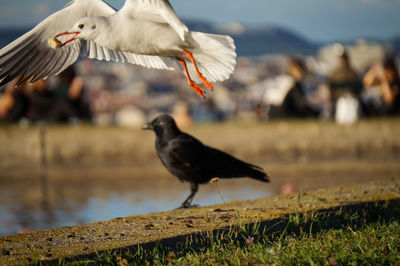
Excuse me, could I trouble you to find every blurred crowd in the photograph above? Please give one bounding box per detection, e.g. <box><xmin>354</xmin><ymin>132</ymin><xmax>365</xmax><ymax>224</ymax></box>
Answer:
<box><xmin>0</xmin><ymin>41</ymin><xmax>399</xmax><ymax>126</ymax></box>
<box><xmin>0</xmin><ymin>67</ymin><xmax>91</xmax><ymax>124</ymax></box>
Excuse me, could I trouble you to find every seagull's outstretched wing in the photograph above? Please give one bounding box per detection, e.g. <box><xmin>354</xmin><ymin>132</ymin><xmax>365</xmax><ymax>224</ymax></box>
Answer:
<box><xmin>122</xmin><ymin>0</ymin><xmax>188</xmax><ymax>41</ymax></box>
<box><xmin>0</xmin><ymin>0</ymin><xmax>174</xmax><ymax>87</ymax></box>
<box><xmin>0</xmin><ymin>0</ymin><xmax>114</xmax><ymax>86</ymax></box>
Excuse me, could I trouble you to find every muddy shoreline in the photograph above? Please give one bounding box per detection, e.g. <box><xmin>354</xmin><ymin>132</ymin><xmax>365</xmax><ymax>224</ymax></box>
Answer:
<box><xmin>0</xmin><ymin>179</ymin><xmax>399</xmax><ymax>264</ymax></box>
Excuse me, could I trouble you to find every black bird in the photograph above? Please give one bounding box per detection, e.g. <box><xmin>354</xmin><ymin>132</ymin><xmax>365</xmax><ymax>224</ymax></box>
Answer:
<box><xmin>142</xmin><ymin>114</ymin><xmax>269</xmax><ymax>209</ymax></box>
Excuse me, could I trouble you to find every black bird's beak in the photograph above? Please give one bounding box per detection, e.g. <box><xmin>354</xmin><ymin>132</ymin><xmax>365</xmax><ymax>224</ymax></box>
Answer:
<box><xmin>142</xmin><ymin>122</ymin><xmax>153</xmax><ymax>131</ymax></box>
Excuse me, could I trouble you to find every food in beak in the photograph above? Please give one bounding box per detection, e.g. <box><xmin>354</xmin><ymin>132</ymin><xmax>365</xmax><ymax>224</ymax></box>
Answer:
<box><xmin>48</xmin><ymin>37</ymin><xmax>63</xmax><ymax>49</ymax></box>
<box><xmin>48</xmin><ymin>31</ymin><xmax>80</xmax><ymax>49</ymax></box>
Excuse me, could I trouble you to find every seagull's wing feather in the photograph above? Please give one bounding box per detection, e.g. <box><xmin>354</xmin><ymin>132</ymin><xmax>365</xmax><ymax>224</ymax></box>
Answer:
<box><xmin>0</xmin><ymin>0</ymin><xmax>175</xmax><ymax>87</ymax></box>
<box><xmin>122</xmin><ymin>0</ymin><xmax>188</xmax><ymax>41</ymax></box>
<box><xmin>81</xmin><ymin>41</ymin><xmax>175</xmax><ymax>70</ymax></box>
<box><xmin>125</xmin><ymin>53</ymin><xmax>176</xmax><ymax>70</ymax></box>
<box><xmin>0</xmin><ymin>0</ymin><xmax>116</xmax><ymax>86</ymax></box>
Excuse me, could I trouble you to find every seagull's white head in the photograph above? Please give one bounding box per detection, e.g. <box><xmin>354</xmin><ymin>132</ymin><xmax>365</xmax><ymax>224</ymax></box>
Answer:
<box><xmin>53</xmin><ymin>16</ymin><xmax>107</xmax><ymax>48</ymax></box>
<box><xmin>72</xmin><ymin>16</ymin><xmax>105</xmax><ymax>41</ymax></box>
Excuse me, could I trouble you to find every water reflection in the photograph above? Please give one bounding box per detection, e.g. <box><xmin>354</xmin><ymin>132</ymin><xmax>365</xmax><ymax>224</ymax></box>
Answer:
<box><xmin>0</xmin><ymin>170</ymin><xmax>273</xmax><ymax>236</ymax></box>
<box><xmin>0</xmin><ymin>160</ymin><xmax>398</xmax><ymax>237</ymax></box>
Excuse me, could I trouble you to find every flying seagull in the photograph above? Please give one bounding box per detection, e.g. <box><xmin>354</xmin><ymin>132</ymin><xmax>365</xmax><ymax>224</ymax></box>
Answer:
<box><xmin>143</xmin><ymin>114</ymin><xmax>269</xmax><ymax>208</ymax></box>
<box><xmin>0</xmin><ymin>0</ymin><xmax>237</xmax><ymax>98</ymax></box>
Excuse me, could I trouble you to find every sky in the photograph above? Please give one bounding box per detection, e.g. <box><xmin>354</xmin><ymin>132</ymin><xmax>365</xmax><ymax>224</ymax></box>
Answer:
<box><xmin>0</xmin><ymin>0</ymin><xmax>399</xmax><ymax>42</ymax></box>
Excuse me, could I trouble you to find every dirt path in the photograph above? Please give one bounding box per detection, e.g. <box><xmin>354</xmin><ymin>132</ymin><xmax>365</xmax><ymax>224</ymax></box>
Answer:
<box><xmin>1</xmin><ymin>179</ymin><xmax>399</xmax><ymax>264</ymax></box>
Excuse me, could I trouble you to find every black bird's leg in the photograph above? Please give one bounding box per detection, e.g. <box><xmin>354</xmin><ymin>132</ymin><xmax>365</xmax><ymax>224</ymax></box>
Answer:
<box><xmin>179</xmin><ymin>183</ymin><xmax>199</xmax><ymax>209</ymax></box>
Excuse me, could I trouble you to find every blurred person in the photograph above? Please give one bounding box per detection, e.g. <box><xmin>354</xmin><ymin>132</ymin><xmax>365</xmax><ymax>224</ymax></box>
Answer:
<box><xmin>254</xmin><ymin>102</ymin><xmax>268</xmax><ymax>121</ymax></box>
<box><xmin>0</xmin><ymin>77</ymin><xmax>29</xmax><ymax>122</ymax></box>
<box><xmin>66</xmin><ymin>69</ymin><xmax>92</xmax><ymax>121</ymax></box>
<box><xmin>28</xmin><ymin>71</ymin><xmax>89</xmax><ymax>123</ymax></box>
<box><xmin>362</xmin><ymin>57</ymin><xmax>400</xmax><ymax>115</ymax></box>
<box><xmin>269</xmin><ymin>56</ymin><xmax>320</xmax><ymax>118</ymax></box>
<box><xmin>51</xmin><ymin>66</ymin><xmax>92</xmax><ymax>122</ymax></box>
<box><xmin>172</xmin><ymin>101</ymin><xmax>192</xmax><ymax>127</ymax></box>
<box><xmin>328</xmin><ymin>50</ymin><xmax>362</xmax><ymax>111</ymax></box>
<box><xmin>28</xmin><ymin>78</ymin><xmax>77</xmax><ymax>122</ymax></box>
<box><xmin>27</xmin><ymin>79</ymin><xmax>56</xmax><ymax>121</ymax></box>
<box><xmin>192</xmin><ymin>98</ymin><xmax>226</xmax><ymax>122</ymax></box>
<box><xmin>0</xmin><ymin>91</ymin><xmax>14</xmax><ymax>119</ymax></box>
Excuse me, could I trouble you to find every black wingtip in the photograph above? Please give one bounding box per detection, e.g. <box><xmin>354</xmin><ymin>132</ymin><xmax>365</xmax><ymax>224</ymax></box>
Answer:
<box><xmin>249</xmin><ymin>170</ymin><xmax>270</xmax><ymax>183</ymax></box>
<box><xmin>260</xmin><ymin>172</ymin><xmax>270</xmax><ymax>183</ymax></box>
<box><xmin>249</xmin><ymin>164</ymin><xmax>270</xmax><ymax>183</ymax></box>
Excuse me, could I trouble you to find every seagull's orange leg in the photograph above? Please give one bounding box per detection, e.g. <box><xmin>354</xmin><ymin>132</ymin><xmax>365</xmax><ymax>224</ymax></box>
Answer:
<box><xmin>182</xmin><ymin>49</ymin><xmax>213</xmax><ymax>90</ymax></box>
<box><xmin>176</xmin><ymin>57</ymin><xmax>206</xmax><ymax>99</ymax></box>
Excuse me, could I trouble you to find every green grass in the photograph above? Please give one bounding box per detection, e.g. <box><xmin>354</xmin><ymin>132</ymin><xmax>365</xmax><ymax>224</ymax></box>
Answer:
<box><xmin>48</xmin><ymin>200</ymin><xmax>400</xmax><ymax>265</ymax></box>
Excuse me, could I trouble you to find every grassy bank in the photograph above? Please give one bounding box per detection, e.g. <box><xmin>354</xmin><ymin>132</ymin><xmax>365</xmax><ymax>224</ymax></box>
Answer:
<box><xmin>1</xmin><ymin>180</ymin><xmax>399</xmax><ymax>265</ymax></box>
<box><xmin>56</xmin><ymin>199</ymin><xmax>400</xmax><ymax>265</ymax></box>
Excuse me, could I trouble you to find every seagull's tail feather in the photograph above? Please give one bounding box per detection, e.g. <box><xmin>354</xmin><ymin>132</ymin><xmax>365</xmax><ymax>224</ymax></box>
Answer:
<box><xmin>186</xmin><ymin>32</ymin><xmax>237</xmax><ymax>83</ymax></box>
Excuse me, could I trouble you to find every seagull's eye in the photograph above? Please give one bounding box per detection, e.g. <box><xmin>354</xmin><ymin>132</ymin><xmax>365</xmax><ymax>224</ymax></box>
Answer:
<box><xmin>78</xmin><ymin>24</ymin><xmax>84</xmax><ymax>29</ymax></box>
<box><xmin>92</xmin><ymin>25</ymin><xmax>96</xmax><ymax>30</ymax></box>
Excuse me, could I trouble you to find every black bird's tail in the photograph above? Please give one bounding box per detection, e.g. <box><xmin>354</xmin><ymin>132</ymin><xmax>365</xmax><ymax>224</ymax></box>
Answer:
<box><xmin>244</xmin><ymin>163</ymin><xmax>270</xmax><ymax>183</ymax></box>
<box><xmin>209</xmin><ymin>147</ymin><xmax>270</xmax><ymax>183</ymax></box>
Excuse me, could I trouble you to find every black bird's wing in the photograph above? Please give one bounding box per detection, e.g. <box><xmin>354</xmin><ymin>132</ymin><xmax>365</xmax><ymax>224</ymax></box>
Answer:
<box><xmin>201</xmin><ymin>145</ymin><xmax>269</xmax><ymax>183</ymax></box>
<box><xmin>159</xmin><ymin>133</ymin><xmax>269</xmax><ymax>184</ymax></box>
<box><xmin>158</xmin><ymin>134</ymin><xmax>210</xmax><ymax>184</ymax></box>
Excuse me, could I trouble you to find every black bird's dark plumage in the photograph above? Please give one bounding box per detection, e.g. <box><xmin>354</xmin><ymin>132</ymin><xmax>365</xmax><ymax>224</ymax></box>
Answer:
<box><xmin>143</xmin><ymin>114</ymin><xmax>269</xmax><ymax>208</ymax></box>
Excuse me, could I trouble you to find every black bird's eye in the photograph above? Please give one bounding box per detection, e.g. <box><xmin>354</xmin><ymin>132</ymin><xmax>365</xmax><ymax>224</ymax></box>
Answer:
<box><xmin>79</xmin><ymin>24</ymin><xmax>84</xmax><ymax>29</ymax></box>
<box><xmin>92</xmin><ymin>25</ymin><xmax>96</xmax><ymax>30</ymax></box>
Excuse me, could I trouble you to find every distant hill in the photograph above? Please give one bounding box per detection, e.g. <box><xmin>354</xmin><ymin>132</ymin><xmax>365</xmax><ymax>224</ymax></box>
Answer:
<box><xmin>230</xmin><ymin>25</ymin><xmax>319</xmax><ymax>56</ymax></box>
<box><xmin>184</xmin><ymin>20</ymin><xmax>318</xmax><ymax>56</ymax></box>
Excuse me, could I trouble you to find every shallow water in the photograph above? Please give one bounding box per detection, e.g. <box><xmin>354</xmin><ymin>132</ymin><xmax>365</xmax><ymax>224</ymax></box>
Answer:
<box><xmin>0</xmin><ymin>171</ymin><xmax>272</xmax><ymax>236</ymax></box>
<box><xmin>0</xmin><ymin>160</ymin><xmax>398</xmax><ymax>236</ymax></box>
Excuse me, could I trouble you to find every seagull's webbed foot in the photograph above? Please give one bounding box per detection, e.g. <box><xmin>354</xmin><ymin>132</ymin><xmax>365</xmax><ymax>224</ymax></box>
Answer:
<box><xmin>176</xmin><ymin>57</ymin><xmax>206</xmax><ymax>99</ymax></box>
<box><xmin>188</xmin><ymin>81</ymin><xmax>206</xmax><ymax>99</ymax></box>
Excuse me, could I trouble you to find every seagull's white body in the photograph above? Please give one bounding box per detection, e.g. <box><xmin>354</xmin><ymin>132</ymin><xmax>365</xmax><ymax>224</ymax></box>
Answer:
<box><xmin>0</xmin><ymin>0</ymin><xmax>237</xmax><ymax>97</ymax></box>
<box><xmin>87</xmin><ymin>15</ymin><xmax>188</xmax><ymax>56</ymax></box>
